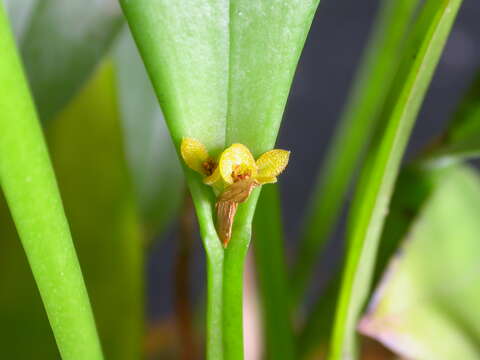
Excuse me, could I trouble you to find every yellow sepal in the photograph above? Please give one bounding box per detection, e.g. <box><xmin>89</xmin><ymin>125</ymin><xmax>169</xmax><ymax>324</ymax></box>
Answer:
<box><xmin>180</xmin><ymin>137</ymin><xmax>210</xmax><ymax>175</ymax></box>
<box><xmin>256</xmin><ymin>149</ymin><xmax>290</xmax><ymax>179</ymax></box>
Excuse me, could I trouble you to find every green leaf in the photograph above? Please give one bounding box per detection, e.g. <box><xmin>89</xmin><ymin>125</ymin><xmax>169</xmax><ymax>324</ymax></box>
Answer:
<box><xmin>329</xmin><ymin>1</ymin><xmax>463</xmax><ymax>358</ymax></box>
<box><xmin>359</xmin><ymin>164</ymin><xmax>480</xmax><ymax>359</ymax></box>
<box><xmin>48</xmin><ymin>62</ymin><xmax>144</xmax><ymax>360</ymax></box>
<box><xmin>113</xmin><ymin>28</ymin><xmax>184</xmax><ymax>236</ymax></box>
<box><xmin>291</xmin><ymin>0</ymin><xmax>421</xmax><ymax>303</ymax></box>
<box><xmin>253</xmin><ymin>185</ymin><xmax>295</xmax><ymax>360</ymax></box>
<box><xmin>19</xmin><ymin>0</ymin><xmax>124</xmax><ymax>122</ymax></box>
<box><xmin>422</xmin><ymin>69</ymin><xmax>480</xmax><ymax>163</ymax></box>
<box><xmin>0</xmin><ymin>4</ymin><xmax>103</xmax><ymax>359</ymax></box>
<box><xmin>226</xmin><ymin>0</ymin><xmax>320</xmax><ymax>155</ymax></box>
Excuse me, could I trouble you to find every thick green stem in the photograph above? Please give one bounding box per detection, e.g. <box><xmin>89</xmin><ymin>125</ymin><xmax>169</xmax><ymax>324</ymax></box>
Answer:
<box><xmin>206</xmin><ymin>254</ymin><xmax>225</xmax><ymax>360</ymax></box>
<box><xmin>223</xmin><ymin>247</ymin><xmax>247</xmax><ymax>360</ymax></box>
<box><xmin>222</xmin><ymin>191</ymin><xmax>260</xmax><ymax>360</ymax></box>
<box><xmin>0</xmin><ymin>4</ymin><xmax>103</xmax><ymax>359</ymax></box>
<box><xmin>187</xmin><ymin>178</ymin><xmax>225</xmax><ymax>360</ymax></box>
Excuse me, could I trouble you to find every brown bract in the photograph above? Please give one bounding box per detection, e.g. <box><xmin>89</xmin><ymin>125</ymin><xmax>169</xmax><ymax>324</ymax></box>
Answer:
<box><xmin>216</xmin><ymin>179</ymin><xmax>260</xmax><ymax>247</ymax></box>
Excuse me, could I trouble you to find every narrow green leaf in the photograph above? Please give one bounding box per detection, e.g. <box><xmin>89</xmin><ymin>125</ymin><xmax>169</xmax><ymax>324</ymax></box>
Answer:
<box><xmin>291</xmin><ymin>0</ymin><xmax>420</xmax><ymax>302</ymax></box>
<box><xmin>253</xmin><ymin>185</ymin><xmax>295</xmax><ymax>360</ymax></box>
<box><xmin>20</xmin><ymin>0</ymin><xmax>124</xmax><ymax>121</ymax></box>
<box><xmin>329</xmin><ymin>1</ymin><xmax>463</xmax><ymax>358</ymax></box>
<box><xmin>48</xmin><ymin>62</ymin><xmax>144</xmax><ymax>360</ymax></box>
<box><xmin>360</xmin><ymin>164</ymin><xmax>480</xmax><ymax>359</ymax></box>
<box><xmin>114</xmin><ymin>27</ymin><xmax>184</xmax><ymax>236</ymax></box>
<box><xmin>0</xmin><ymin>4</ymin><xmax>103</xmax><ymax>359</ymax></box>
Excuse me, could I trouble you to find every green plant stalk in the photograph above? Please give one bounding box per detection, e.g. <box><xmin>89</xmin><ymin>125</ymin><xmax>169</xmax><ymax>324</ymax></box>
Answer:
<box><xmin>253</xmin><ymin>185</ymin><xmax>295</xmax><ymax>360</ymax></box>
<box><xmin>0</xmin><ymin>4</ymin><xmax>103</xmax><ymax>359</ymax></box>
<box><xmin>291</xmin><ymin>0</ymin><xmax>420</xmax><ymax>303</ymax></box>
<box><xmin>222</xmin><ymin>190</ymin><xmax>261</xmax><ymax>360</ymax></box>
<box><xmin>186</xmin><ymin>177</ymin><xmax>225</xmax><ymax>360</ymax></box>
<box><xmin>329</xmin><ymin>1</ymin><xmax>463</xmax><ymax>358</ymax></box>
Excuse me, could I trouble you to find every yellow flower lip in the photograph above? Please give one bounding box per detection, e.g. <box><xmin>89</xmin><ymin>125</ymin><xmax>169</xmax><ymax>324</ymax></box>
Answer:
<box><xmin>180</xmin><ymin>137</ymin><xmax>290</xmax><ymax>247</ymax></box>
<box><xmin>219</xmin><ymin>143</ymin><xmax>257</xmax><ymax>184</ymax></box>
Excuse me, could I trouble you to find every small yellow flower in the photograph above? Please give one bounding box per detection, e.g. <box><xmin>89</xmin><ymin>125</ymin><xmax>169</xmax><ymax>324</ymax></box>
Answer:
<box><xmin>180</xmin><ymin>137</ymin><xmax>290</xmax><ymax>247</ymax></box>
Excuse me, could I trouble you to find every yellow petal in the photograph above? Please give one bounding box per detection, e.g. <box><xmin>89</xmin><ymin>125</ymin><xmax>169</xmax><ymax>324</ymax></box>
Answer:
<box><xmin>256</xmin><ymin>149</ymin><xmax>290</xmax><ymax>179</ymax></box>
<box><xmin>256</xmin><ymin>176</ymin><xmax>277</xmax><ymax>185</ymax></box>
<box><xmin>181</xmin><ymin>137</ymin><xmax>210</xmax><ymax>174</ymax></box>
<box><xmin>219</xmin><ymin>144</ymin><xmax>257</xmax><ymax>184</ymax></box>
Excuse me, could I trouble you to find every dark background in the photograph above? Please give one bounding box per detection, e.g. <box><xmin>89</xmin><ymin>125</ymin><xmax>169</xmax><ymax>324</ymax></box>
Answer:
<box><xmin>148</xmin><ymin>0</ymin><xmax>480</xmax><ymax>320</ymax></box>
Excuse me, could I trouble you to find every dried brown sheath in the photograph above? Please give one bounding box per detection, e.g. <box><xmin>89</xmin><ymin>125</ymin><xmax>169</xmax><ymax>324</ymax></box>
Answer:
<box><xmin>215</xmin><ymin>179</ymin><xmax>259</xmax><ymax>247</ymax></box>
<box><xmin>216</xmin><ymin>201</ymin><xmax>238</xmax><ymax>247</ymax></box>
